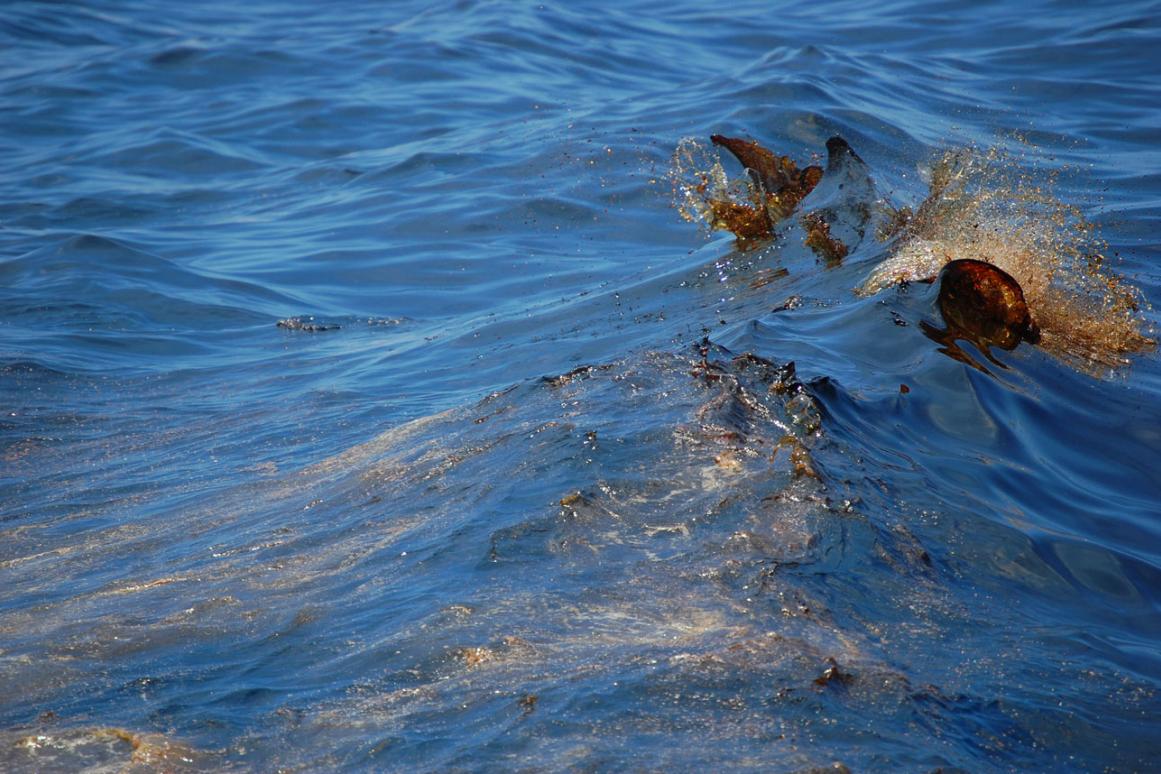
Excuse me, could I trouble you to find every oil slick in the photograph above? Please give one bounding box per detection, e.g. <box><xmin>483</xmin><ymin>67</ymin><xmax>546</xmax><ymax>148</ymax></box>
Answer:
<box><xmin>921</xmin><ymin>259</ymin><xmax>1041</xmax><ymax>373</ymax></box>
<box><xmin>1</xmin><ymin>726</ymin><xmax>209</xmax><ymax>771</ymax></box>
<box><xmin>863</xmin><ymin>145</ymin><xmax>1154</xmax><ymax>374</ymax></box>
<box><xmin>708</xmin><ymin>133</ymin><xmax>823</xmax><ymax>239</ymax></box>
<box><xmin>673</xmin><ymin>133</ymin><xmax>1154</xmax><ymax>376</ymax></box>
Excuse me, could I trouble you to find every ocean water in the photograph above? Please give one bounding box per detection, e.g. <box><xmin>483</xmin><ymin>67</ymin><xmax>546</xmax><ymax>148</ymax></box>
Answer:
<box><xmin>2</xmin><ymin>0</ymin><xmax>1160</xmax><ymax>770</ymax></box>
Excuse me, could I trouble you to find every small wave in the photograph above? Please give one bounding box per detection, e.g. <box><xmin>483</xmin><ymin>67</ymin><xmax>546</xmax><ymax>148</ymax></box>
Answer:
<box><xmin>0</xmin><ymin>233</ymin><xmax>298</xmax><ymax>373</ymax></box>
<box><xmin>83</xmin><ymin>127</ymin><xmax>268</xmax><ymax>179</ymax></box>
<box><xmin>149</xmin><ymin>42</ymin><xmax>208</xmax><ymax>67</ymax></box>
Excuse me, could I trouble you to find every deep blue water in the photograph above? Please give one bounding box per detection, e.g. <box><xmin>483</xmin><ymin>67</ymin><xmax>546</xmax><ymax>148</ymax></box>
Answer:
<box><xmin>2</xmin><ymin>1</ymin><xmax>1160</xmax><ymax>770</ymax></box>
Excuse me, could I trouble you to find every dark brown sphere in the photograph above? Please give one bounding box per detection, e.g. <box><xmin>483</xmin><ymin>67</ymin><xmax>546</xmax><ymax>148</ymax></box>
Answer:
<box><xmin>937</xmin><ymin>259</ymin><xmax>1040</xmax><ymax>350</ymax></box>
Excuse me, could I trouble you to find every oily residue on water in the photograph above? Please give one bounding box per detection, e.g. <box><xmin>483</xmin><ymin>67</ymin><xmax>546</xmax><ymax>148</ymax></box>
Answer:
<box><xmin>671</xmin><ymin>137</ymin><xmax>760</xmax><ymax>239</ymax></box>
<box><xmin>673</xmin><ymin>137</ymin><xmax>1155</xmax><ymax>375</ymax></box>
<box><xmin>864</xmin><ymin>146</ymin><xmax>1155</xmax><ymax>373</ymax></box>
<box><xmin>0</xmin><ymin>726</ymin><xmax>211</xmax><ymax>771</ymax></box>
<box><xmin>5</xmin><ymin>1</ymin><xmax>1161</xmax><ymax>769</ymax></box>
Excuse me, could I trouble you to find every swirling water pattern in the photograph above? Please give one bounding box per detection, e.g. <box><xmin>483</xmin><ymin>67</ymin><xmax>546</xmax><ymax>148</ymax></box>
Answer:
<box><xmin>2</xmin><ymin>1</ymin><xmax>1160</xmax><ymax>770</ymax></box>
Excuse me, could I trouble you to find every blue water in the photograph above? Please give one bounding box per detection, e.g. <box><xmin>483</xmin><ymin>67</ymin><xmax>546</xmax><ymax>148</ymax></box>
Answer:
<box><xmin>2</xmin><ymin>1</ymin><xmax>1160</xmax><ymax>770</ymax></box>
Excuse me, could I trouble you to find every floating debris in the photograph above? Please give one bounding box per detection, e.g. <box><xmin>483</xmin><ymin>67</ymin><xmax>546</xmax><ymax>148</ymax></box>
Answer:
<box><xmin>276</xmin><ymin>316</ymin><xmax>342</xmax><ymax>332</ymax></box>
<box><xmin>711</xmin><ymin>134</ymin><xmax>823</xmax><ymax>225</ymax></box>
<box><xmin>813</xmin><ymin>656</ymin><xmax>854</xmax><ymax>688</ymax></box>
<box><xmin>749</xmin><ymin>266</ymin><xmax>790</xmax><ymax>290</ymax></box>
<box><xmin>936</xmin><ymin>259</ymin><xmax>1040</xmax><ymax>350</ymax></box>
<box><xmin>802</xmin><ymin>210</ymin><xmax>848</xmax><ymax>265</ymax></box>
<box><xmin>857</xmin><ymin>145</ymin><xmax>1154</xmax><ymax>374</ymax></box>
<box><xmin>674</xmin><ymin>129</ymin><xmax>1154</xmax><ymax>375</ymax></box>
<box><xmin>674</xmin><ymin>133</ymin><xmax>876</xmax><ymax>265</ymax></box>
<box><xmin>671</xmin><ymin>134</ymin><xmax>826</xmax><ymax>246</ymax></box>
<box><xmin>276</xmin><ymin>315</ymin><xmax>407</xmax><ymax>332</ymax></box>
<box><xmin>518</xmin><ymin>694</ymin><xmax>538</xmax><ymax>715</ymax></box>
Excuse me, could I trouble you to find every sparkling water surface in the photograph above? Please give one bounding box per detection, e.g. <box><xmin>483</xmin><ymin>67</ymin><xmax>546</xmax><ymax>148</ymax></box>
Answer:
<box><xmin>2</xmin><ymin>1</ymin><xmax>1160</xmax><ymax>770</ymax></box>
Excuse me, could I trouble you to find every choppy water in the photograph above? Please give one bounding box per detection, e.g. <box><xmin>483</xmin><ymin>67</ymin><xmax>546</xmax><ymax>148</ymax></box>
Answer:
<box><xmin>2</xmin><ymin>1</ymin><xmax>1160</xmax><ymax>770</ymax></box>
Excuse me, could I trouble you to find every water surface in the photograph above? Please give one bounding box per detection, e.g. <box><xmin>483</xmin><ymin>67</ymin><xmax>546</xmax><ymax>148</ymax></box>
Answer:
<box><xmin>2</xmin><ymin>1</ymin><xmax>1160</xmax><ymax>770</ymax></box>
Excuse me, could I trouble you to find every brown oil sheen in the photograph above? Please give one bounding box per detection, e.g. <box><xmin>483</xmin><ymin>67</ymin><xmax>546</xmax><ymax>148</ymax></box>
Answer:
<box><xmin>938</xmin><ymin>259</ymin><xmax>1039</xmax><ymax>350</ymax></box>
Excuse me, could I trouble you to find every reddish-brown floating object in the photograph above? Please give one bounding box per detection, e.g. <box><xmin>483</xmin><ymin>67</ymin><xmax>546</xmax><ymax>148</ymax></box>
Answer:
<box><xmin>937</xmin><ymin>259</ymin><xmax>1040</xmax><ymax>350</ymax></box>
<box><xmin>710</xmin><ymin>134</ymin><xmax>824</xmax><ymax>225</ymax></box>
<box><xmin>709</xmin><ymin>134</ymin><xmax>797</xmax><ymax>192</ymax></box>
<box><xmin>801</xmin><ymin>211</ymin><xmax>848</xmax><ymax>265</ymax></box>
